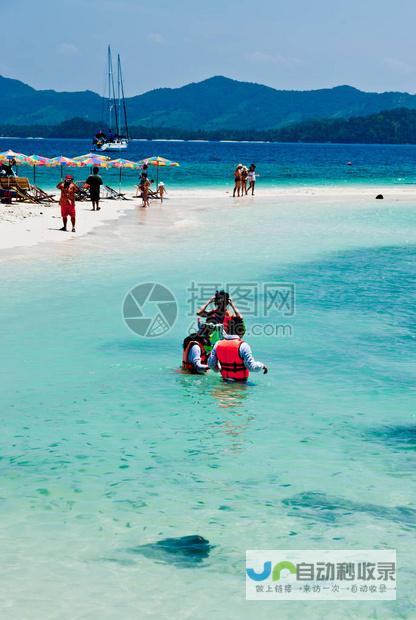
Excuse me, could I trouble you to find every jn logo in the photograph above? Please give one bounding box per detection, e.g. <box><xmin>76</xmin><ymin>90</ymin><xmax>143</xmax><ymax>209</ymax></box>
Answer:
<box><xmin>246</xmin><ymin>561</ymin><xmax>297</xmax><ymax>582</ymax></box>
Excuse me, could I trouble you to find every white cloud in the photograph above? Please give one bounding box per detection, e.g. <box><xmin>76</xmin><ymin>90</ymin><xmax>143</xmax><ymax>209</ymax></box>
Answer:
<box><xmin>147</xmin><ymin>32</ymin><xmax>165</xmax><ymax>45</ymax></box>
<box><xmin>58</xmin><ymin>43</ymin><xmax>79</xmax><ymax>57</ymax></box>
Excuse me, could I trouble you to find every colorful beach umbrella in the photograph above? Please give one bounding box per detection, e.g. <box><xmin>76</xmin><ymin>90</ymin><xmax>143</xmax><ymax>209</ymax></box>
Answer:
<box><xmin>0</xmin><ymin>149</ymin><xmax>28</xmax><ymax>161</ymax></box>
<box><xmin>108</xmin><ymin>158</ymin><xmax>140</xmax><ymax>191</ymax></box>
<box><xmin>73</xmin><ymin>153</ymin><xmax>110</xmax><ymax>163</ymax></box>
<box><xmin>138</xmin><ymin>155</ymin><xmax>180</xmax><ymax>186</ymax></box>
<box><xmin>77</xmin><ymin>156</ymin><xmax>110</xmax><ymax>167</ymax></box>
<box><xmin>24</xmin><ymin>154</ymin><xmax>51</xmax><ymax>184</ymax></box>
<box><xmin>47</xmin><ymin>156</ymin><xmax>86</xmax><ymax>179</ymax></box>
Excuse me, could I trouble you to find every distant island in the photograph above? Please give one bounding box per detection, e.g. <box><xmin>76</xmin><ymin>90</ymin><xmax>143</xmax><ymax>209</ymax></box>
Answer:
<box><xmin>2</xmin><ymin>74</ymin><xmax>416</xmax><ymax>143</ymax></box>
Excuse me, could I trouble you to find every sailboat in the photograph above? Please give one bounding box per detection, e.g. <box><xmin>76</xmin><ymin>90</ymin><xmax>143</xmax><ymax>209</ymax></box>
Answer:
<box><xmin>93</xmin><ymin>46</ymin><xmax>129</xmax><ymax>152</ymax></box>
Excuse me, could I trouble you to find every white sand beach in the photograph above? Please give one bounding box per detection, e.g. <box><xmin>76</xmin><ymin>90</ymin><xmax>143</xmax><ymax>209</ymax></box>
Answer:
<box><xmin>0</xmin><ymin>185</ymin><xmax>415</xmax><ymax>253</ymax></box>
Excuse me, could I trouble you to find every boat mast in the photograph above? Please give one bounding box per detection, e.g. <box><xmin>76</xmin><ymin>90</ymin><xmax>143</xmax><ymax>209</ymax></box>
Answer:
<box><xmin>117</xmin><ymin>55</ymin><xmax>122</xmax><ymax>137</ymax></box>
<box><xmin>108</xmin><ymin>45</ymin><xmax>119</xmax><ymax>136</ymax></box>
<box><xmin>118</xmin><ymin>54</ymin><xmax>129</xmax><ymax>139</ymax></box>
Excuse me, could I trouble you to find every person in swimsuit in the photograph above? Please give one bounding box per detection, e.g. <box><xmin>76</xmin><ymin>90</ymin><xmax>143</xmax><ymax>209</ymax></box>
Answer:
<box><xmin>247</xmin><ymin>164</ymin><xmax>256</xmax><ymax>195</ymax></box>
<box><xmin>197</xmin><ymin>290</ymin><xmax>243</xmax><ymax>330</ymax></box>
<box><xmin>241</xmin><ymin>166</ymin><xmax>249</xmax><ymax>195</ymax></box>
<box><xmin>233</xmin><ymin>164</ymin><xmax>243</xmax><ymax>197</ymax></box>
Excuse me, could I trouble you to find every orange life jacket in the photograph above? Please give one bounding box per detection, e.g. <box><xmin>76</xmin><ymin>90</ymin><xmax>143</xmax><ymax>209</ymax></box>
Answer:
<box><xmin>216</xmin><ymin>338</ymin><xmax>249</xmax><ymax>381</ymax></box>
<box><xmin>182</xmin><ymin>340</ymin><xmax>208</xmax><ymax>372</ymax></box>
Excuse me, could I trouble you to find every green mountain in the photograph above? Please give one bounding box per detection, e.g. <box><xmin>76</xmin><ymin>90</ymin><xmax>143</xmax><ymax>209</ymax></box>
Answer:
<box><xmin>272</xmin><ymin>107</ymin><xmax>416</xmax><ymax>144</ymax></box>
<box><xmin>2</xmin><ymin>74</ymin><xmax>416</xmax><ymax>130</ymax></box>
<box><xmin>3</xmin><ymin>108</ymin><xmax>416</xmax><ymax>144</ymax></box>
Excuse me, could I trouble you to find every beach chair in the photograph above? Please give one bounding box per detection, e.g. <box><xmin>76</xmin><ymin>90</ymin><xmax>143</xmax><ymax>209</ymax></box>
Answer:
<box><xmin>0</xmin><ymin>177</ymin><xmax>43</xmax><ymax>204</ymax></box>
<box><xmin>32</xmin><ymin>184</ymin><xmax>56</xmax><ymax>203</ymax></box>
<box><xmin>73</xmin><ymin>181</ymin><xmax>90</xmax><ymax>202</ymax></box>
<box><xmin>103</xmin><ymin>184</ymin><xmax>128</xmax><ymax>200</ymax></box>
<box><xmin>136</xmin><ymin>187</ymin><xmax>161</xmax><ymax>201</ymax></box>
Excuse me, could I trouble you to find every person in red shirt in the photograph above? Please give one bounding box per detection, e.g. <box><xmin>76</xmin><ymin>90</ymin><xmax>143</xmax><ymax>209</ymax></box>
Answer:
<box><xmin>57</xmin><ymin>175</ymin><xmax>77</xmax><ymax>232</ymax></box>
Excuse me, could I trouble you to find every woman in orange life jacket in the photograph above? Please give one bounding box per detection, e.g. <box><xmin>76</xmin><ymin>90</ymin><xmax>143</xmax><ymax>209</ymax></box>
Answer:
<box><xmin>197</xmin><ymin>290</ymin><xmax>242</xmax><ymax>332</ymax></box>
<box><xmin>182</xmin><ymin>325</ymin><xmax>213</xmax><ymax>374</ymax></box>
<box><xmin>208</xmin><ymin>317</ymin><xmax>268</xmax><ymax>382</ymax></box>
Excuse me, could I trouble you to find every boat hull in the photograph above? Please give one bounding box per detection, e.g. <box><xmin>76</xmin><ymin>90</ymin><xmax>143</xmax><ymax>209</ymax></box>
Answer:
<box><xmin>93</xmin><ymin>139</ymin><xmax>128</xmax><ymax>152</ymax></box>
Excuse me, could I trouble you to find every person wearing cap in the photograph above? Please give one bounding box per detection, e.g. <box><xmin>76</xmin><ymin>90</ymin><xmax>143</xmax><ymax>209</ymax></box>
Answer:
<box><xmin>57</xmin><ymin>175</ymin><xmax>77</xmax><ymax>232</ymax></box>
<box><xmin>158</xmin><ymin>181</ymin><xmax>167</xmax><ymax>203</ymax></box>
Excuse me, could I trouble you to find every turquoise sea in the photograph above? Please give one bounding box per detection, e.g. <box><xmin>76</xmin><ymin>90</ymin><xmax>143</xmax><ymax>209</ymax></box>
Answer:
<box><xmin>3</xmin><ymin>137</ymin><xmax>416</xmax><ymax>189</ymax></box>
<box><xmin>0</xmin><ymin>141</ymin><xmax>415</xmax><ymax>619</ymax></box>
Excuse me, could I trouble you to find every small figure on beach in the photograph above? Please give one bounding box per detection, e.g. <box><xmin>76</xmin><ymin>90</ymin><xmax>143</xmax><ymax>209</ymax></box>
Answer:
<box><xmin>208</xmin><ymin>320</ymin><xmax>268</xmax><ymax>382</ymax></box>
<box><xmin>141</xmin><ymin>178</ymin><xmax>154</xmax><ymax>208</ymax></box>
<box><xmin>57</xmin><ymin>174</ymin><xmax>77</xmax><ymax>232</ymax></box>
<box><xmin>247</xmin><ymin>164</ymin><xmax>256</xmax><ymax>195</ymax></box>
<box><xmin>85</xmin><ymin>166</ymin><xmax>103</xmax><ymax>211</ymax></box>
<box><xmin>241</xmin><ymin>166</ymin><xmax>248</xmax><ymax>195</ymax></box>
<box><xmin>158</xmin><ymin>182</ymin><xmax>167</xmax><ymax>202</ymax></box>
<box><xmin>233</xmin><ymin>164</ymin><xmax>243</xmax><ymax>197</ymax></box>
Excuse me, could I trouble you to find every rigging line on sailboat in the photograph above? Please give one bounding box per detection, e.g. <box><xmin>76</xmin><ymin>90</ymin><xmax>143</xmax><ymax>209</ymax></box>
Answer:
<box><xmin>108</xmin><ymin>45</ymin><xmax>120</xmax><ymax>136</ymax></box>
<box><xmin>118</xmin><ymin>54</ymin><xmax>129</xmax><ymax>140</ymax></box>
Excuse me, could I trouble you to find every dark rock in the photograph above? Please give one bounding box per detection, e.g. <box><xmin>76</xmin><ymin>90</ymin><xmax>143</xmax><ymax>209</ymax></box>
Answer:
<box><xmin>375</xmin><ymin>194</ymin><xmax>384</xmax><ymax>199</ymax></box>
<box><xmin>129</xmin><ymin>535</ymin><xmax>213</xmax><ymax>567</ymax></box>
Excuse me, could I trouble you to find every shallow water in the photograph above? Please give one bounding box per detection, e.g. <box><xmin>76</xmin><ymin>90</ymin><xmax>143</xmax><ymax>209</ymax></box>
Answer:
<box><xmin>0</xmin><ymin>193</ymin><xmax>415</xmax><ymax>619</ymax></box>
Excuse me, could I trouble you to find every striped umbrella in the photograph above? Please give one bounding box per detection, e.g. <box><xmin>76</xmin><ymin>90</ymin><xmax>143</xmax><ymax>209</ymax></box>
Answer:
<box><xmin>73</xmin><ymin>153</ymin><xmax>110</xmax><ymax>161</ymax></box>
<box><xmin>76</xmin><ymin>156</ymin><xmax>110</xmax><ymax>167</ymax></box>
<box><xmin>47</xmin><ymin>156</ymin><xmax>86</xmax><ymax>179</ymax></box>
<box><xmin>108</xmin><ymin>158</ymin><xmax>140</xmax><ymax>191</ymax></box>
<box><xmin>24</xmin><ymin>154</ymin><xmax>51</xmax><ymax>184</ymax></box>
<box><xmin>0</xmin><ymin>149</ymin><xmax>28</xmax><ymax>161</ymax></box>
<box><xmin>138</xmin><ymin>155</ymin><xmax>179</xmax><ymax>186</ymax></box>
<box><xmin>0</xmin><ymin>150</ymin><xmax>28</xmax><ymax>177</ymax></box>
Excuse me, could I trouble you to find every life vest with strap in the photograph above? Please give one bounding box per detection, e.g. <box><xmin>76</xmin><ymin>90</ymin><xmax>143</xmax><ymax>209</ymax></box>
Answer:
<box><xmin>216</xmin><ymin>338</ymin><xmax>249</xmax><ymax>381</ymax></box>
<box><xmin>182</xmin><ymin>339</ymin><xmax>208</xmax><ymax>372</ymax></box>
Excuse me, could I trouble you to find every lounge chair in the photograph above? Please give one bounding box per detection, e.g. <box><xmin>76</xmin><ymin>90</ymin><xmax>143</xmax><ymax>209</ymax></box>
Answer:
<box><xmin>0</xmin><ymin>176</ymin><xmax>43</xmax><ymax>204</ymax></box>
<box><xmin>103</xmin><ymin>184</ymin><xmax>128</xmax><ymax>200</ymax></box>
<box><xmin>32</xmin><ymin>185</ymin><xmax>56</xmax><ymax>203</ymax></box>
<box><xmin>72</xmin><ymin>181</ymin><xmax>90</xmax><ymax>202</ymax></box>
<box><xmin>136</xmin><ymin>186</ymin><xmax>161</xmax><ymax>201</ymax></box>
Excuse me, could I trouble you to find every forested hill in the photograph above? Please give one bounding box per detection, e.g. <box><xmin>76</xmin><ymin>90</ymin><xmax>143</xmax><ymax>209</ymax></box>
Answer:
<box><xmin>2</xmin><ymin>108</ymin><xmax>416</xmax><ymax>144</ymax></box>
<box><xmin>2</xmin><ymin>74</ymin><xmax>416</xmax><ymax>130</ymax></box>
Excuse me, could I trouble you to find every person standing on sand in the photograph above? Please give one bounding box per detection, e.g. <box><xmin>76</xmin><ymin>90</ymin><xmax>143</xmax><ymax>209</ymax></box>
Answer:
<box><xmin>247</xmin><ymin>164</ymin><xmax>256</xmax><ymax>195</ymax></box>
<box><xmin>85</xmin><ymin>166</ymin><xmax>103</xmax><ymax>211</ymax></box>
<box><xmin>158</xmin><ymin>182</ymin><xmax>167</xmax><ymax>203</ymax></box>
<box><xmin>57</xmin><ymin>175</ymin><xmax>77</xmax><ymax>232</ymax></box>
<box><xmin>233</xmin><ymin>164</ymin><xmax>243</xmax><ymax>197</ymax></box>
<box><xmin>241</xmin><ymin>166</ymin><xmax>249</xmax><ymax>195</ymax></box>
<box><xmin>142</xmin><ymin>178</ymin><xmax>154</xmax><ymax>208</ymax></box>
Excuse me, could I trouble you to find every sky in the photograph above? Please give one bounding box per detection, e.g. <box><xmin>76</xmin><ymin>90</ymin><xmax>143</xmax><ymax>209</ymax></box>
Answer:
<box><xmin>2</xmin><ymin>0</ymin><xmax>416</xmax><ymax>95</ymax></box>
